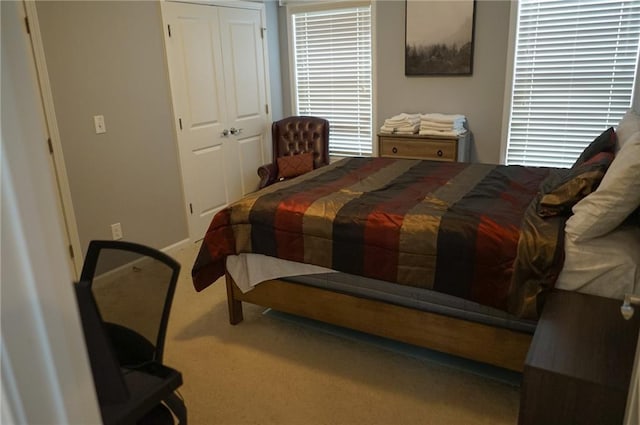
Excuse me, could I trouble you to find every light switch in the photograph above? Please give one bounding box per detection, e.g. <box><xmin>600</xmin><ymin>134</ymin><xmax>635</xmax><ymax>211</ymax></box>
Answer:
<box><xmin>93</xmin><ymin>115</ymin><xmax>106</xmax><ymax>134</ymax></box>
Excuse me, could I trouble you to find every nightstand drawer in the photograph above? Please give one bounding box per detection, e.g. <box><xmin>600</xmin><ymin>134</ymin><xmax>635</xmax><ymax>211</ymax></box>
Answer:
<box><xmin>380</xmin><ymin>138</ymin><xmax>456</xmax><ymax>161</ymax></box>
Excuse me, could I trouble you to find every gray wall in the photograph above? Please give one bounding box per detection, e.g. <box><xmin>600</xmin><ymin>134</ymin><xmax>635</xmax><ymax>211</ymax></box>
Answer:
<box><xmin>374</xmin><ymin>0</ymin><xmax>511</xmax><ymax>163</ymax></box>
<box><xmin>37</xmin><ymin>1</ymin><xmax>188</xmax><ymax>255</ymax></box>
<box><xmin>278</xmin><ymin>0</ymin><xmax>512</xmax><ymax>163</ymax></box>
<box><xmin>375</xmin><ymin>1</ymin><xmax>512</xmax><ymax>163</ymax></box>
<box><xmin>265</xmin><ymin>0</ymin><xmax>284</xmax><ymax>121</ymax></box>
<box><xmin>36</xmin><ymin>0</ymin><xmax>508</xmax><ymax>256</ymax></box>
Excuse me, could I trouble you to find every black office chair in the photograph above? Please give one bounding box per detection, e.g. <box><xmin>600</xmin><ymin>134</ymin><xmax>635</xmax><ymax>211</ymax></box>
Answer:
<box><xmin>79</xmin><ymin>240</ymin><xmax>187</xmax><ymax>425</ymax></box>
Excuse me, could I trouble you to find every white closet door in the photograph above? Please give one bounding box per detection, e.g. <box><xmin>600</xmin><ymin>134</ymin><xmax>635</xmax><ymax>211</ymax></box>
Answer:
<box><xmin>219</xmin><ymin>7</ymin><xmax>267</xmax><ymax>199</ymax></box>
<box><xmin>162</xmin><ymin>2</ymin><xmax>268</xmax><ymax>241</ymax></box>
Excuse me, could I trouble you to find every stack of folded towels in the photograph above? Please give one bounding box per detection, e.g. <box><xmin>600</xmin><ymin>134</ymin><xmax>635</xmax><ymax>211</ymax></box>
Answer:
<box><xmin>379</xmin><ymin>113</ymin><xmax>420</xmax><ymax>135</ymax></box>
<box><xmin>419</xmin><ymin>113</ymin><xmax>467</xmax><ymax>137</ymax></box>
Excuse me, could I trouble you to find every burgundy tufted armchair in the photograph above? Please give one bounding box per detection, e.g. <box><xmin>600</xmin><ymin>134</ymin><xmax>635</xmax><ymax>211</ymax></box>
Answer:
<box><xmin>257</xmin><ymin>116</ymin><xmax>330</xmax><ymax>189</ymax></box>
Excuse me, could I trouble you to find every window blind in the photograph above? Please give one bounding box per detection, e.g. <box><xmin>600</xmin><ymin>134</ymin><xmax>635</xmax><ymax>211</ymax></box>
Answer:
<box><xmin>506</xmin><ymin>0</ymin><xmax>640</xmax><ymax>168</ymax></box>
<box><xmin>292</xmin><ymin>5</ymin><xmax>372</xmax><ymax>156</ymax></box>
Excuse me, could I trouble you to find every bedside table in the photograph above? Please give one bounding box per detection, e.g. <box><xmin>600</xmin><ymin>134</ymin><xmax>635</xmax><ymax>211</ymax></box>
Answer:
<box><xmin>378</xmin><ymin>132</ymin><xmax>470</xmax><ymax>162</ymax></box>
<box><xmin>519</xmin><ymin>290</ymin><xmax>640</xmax><ymax>425</ymax></box>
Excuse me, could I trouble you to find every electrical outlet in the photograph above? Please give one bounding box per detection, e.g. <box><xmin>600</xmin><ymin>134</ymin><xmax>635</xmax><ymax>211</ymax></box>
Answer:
<box><xmin>111</xmin><ymin>222</ymin><xmax>123</xmax><ymax>240</ymax></box>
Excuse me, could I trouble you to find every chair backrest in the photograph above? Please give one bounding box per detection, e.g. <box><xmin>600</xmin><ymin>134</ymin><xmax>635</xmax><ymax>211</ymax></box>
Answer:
<box><xmin>272</xmin><ymin>116</ymin><xmax>330</xmax><ymax>169</ymax></box>
<box><xmin>74</xmin><ymin>279</ymin><xmax>130</xmax><ymax>405</ymax></box>
<box><xmin>80</xmin><ymin>240</ymin><xmax>181</xmax><ymax>365</ymax></box>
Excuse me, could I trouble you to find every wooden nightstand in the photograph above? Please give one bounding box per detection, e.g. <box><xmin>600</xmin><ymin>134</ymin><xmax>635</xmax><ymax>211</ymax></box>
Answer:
<box><xmin>519</xmin><ymin>290</ymin><xmax>640</xmax><ymax>425</ymax></box>
<box><xmin>378</xmin><ymin>132</ymin><xmax>470</xmax><ymax>162</ymax></box>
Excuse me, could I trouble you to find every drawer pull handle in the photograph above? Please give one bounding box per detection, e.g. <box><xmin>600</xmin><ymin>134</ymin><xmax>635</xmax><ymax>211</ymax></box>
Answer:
<box><xmin>392</xmin><ymin>147</ymin><xmax>398</xmax><ymax>154</ymax></box>
<box><xmin>437</xmin><ymin>150</ymin><xmax>443</xmax><ymax>157</ymax></box>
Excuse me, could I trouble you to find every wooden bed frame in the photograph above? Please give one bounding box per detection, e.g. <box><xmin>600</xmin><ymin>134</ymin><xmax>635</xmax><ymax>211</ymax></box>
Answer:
<box><xmin>225</xmin><ymin>273</ymin><xmax>533</xmax><ymax>372</ymax></box>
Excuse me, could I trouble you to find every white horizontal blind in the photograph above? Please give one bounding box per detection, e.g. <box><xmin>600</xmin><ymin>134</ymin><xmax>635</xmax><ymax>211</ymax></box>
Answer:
<box><xmin>292</xmin><ymin>5</ymin><xmax>372</xmax><ymax>156</ymax></box>
<box><xmin>506</xmin><ymin>0</ymin><xmax>640</xmax><ymax>168</ymax></box>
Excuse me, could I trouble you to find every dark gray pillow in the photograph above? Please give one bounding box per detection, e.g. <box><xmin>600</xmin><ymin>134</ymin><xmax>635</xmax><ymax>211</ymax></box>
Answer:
<box><xmin>572</xmin><ymin>127</ymin><xmax>616</xmax><ymax>167</ymax></box>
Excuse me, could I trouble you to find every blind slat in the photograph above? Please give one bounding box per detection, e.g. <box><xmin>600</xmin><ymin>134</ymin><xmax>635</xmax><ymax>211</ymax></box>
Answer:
<box><xmin>506</xmin><ymin>0</ymin><xmax>640</xmax><ymax>168</ymax></box>
<box><xmin>293</xmin><ymin>5</ymin><xmax>373</xmax><ymax>156</ymax></box>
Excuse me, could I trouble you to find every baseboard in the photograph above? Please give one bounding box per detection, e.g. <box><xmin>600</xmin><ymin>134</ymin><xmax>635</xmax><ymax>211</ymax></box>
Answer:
<box><xmin>89</xmin><ymin>238</ymin><xmax>191</xmax><ymax>286</ymax></box>
<box><xmin>161</xmin><ymin>238</ymin><xmax>191</xmax><ymax>257</ymax></box>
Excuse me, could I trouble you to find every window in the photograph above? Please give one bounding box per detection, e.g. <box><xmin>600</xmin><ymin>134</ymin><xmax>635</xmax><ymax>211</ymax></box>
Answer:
<box><xmin>505</xmin><ymin>0</ymin><xmax>640</xmax><ymax>168</ymax></box>
<box><xmin>289</xmin><ymin>2</ymin><xmax>372</xmax><ymax>157</ymax></box>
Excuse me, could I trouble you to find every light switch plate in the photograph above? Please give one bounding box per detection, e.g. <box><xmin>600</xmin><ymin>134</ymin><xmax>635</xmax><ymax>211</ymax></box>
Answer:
<box><xmin>110</xmin><ymin>222</ymin><xmax>122</xmax><ymax>240</ymax></box>
<box><xmin>94</xmin><ymin>115</ymin><xmax>106</xmax><ymax>134</ymax></box>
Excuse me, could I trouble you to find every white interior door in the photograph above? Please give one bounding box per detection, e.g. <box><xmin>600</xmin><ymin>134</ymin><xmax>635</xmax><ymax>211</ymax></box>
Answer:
<box><xmin>219</xmin><ymin>7</ymin><xmax>267</xmax><ymax>198</ymax></box>
<box><xmin>162</xmin><ymin>1</ymin><xmax>268</xmax><ymax>242</ymax></box>
<box><xmin>163</xmin><ymin>2</ymin><xmax>228</xmax><ymax>241</ymax></box>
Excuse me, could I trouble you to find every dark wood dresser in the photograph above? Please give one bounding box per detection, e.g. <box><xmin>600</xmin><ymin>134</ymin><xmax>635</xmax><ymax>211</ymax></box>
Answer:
<box><xmin>519</xmin><ymin>290</ymin><xmax>640</xmax><ymax>425</ymax></box>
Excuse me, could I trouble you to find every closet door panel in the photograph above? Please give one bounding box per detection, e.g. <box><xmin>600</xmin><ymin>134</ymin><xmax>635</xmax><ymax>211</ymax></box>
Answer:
<box><xmin>163</xmin><ymin>2</ymin><xmax>270</xmax><ymax>241</ymax></box>
<box><xmin>219</xmin><ymin>7</ymin><xmax>267</xmax><ymax>197</ymax></box>
<box><xmin>163</xmin><ymin>2</ymin><xmax>229</xmax><ymax>240</ymax></box>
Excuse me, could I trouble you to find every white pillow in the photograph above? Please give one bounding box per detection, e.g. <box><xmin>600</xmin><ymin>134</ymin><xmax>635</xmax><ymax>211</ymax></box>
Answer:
<box><xmin>565</xmin><ymin>131</ymin><xmax>640</xmax><ymax>242</ymax></box>
<box><xmin>615</xmin><ymin>109</ymin><xmax>640</xmax><ymax>151</ymax></box>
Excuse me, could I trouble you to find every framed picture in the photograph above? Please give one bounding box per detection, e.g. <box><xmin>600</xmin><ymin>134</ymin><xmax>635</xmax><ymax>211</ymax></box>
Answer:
<box><xmin>405</xmin><ymin>0</ymin><xmax>476</xmax><ymax>76</ymax></box>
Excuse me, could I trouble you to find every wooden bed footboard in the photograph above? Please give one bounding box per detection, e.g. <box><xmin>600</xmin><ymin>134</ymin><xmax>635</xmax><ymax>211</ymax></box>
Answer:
<box><xmin>224</xmin><ymin>273</ymin><xmax>532</xmax><ymax>372</ymax></box>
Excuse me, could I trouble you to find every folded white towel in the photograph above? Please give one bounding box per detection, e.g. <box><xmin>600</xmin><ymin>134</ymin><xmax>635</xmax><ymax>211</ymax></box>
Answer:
<box><xmin>420</xmin><ymin>113</ymin><xmax>466</xmax><ymax>124</ymax></box>
<box><xmin>420</xmin><ymin>122</ymin><xmax>466</xmax><ymax>132</ymax></box>
<box><xmin>394</xmin><ymin>123</ymin><xmax>420</xmax><ymax>130</ymax></box>
<box><xmin>385</xmin><ymin>113</ymin><xmax>420</xmax><ymax>126</ymax></box>
<box><xmin>418</xmin><ymin>129</ymin><xmax>465</xmax><ymax>137</ymax></box>
<box><xmin>419</xmin><ymin>121</ymin><xmax>456</xmax><ymax>130</ymax></box>
<box><xmin>380</xmin><ymin>123</ymin><xmax>420</xmax><ymax>134</ymax></box>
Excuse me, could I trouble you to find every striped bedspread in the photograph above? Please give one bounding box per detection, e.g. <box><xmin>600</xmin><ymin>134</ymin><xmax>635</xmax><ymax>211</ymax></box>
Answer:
<box><xmin>192</xmin><ymin>157</ymin><xmax>565</xmax><ymax>319</ymax></box>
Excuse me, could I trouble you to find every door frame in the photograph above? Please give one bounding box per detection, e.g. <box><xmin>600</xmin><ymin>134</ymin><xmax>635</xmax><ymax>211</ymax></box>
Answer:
<box><xmin>2</xmin><ymin>1</ymin><xmax>102</xmax><ymax>422</ymax></box>
<box><xmin>160</xmin><ymin>0</ymin><xmax>273</xmax><ymax>242</ymax></box>
<box><xmin>24</xmin><ymin>1</ymin><xmax>83</xmax><ymax>278</ymax></box>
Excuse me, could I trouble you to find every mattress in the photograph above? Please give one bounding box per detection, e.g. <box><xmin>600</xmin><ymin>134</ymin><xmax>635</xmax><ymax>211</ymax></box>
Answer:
<box><xmin>226</xmin><ymin>224</ymin><xmax>640</xmax><ymax>333</ymax></box>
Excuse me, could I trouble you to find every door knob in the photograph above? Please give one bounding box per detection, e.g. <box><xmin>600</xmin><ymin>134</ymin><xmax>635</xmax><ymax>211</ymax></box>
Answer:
<box><xmin>221</xmin><ymin>129</ymin><xmax>229</xmax><ymax>136</ymax></box>
<box><xmin>230</xmin><ymin>127</ymin><xmax>243</xmax><ymax>135</ymax></box>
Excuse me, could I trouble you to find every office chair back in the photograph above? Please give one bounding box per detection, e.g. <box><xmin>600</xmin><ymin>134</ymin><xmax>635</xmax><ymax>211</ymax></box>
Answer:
<box><xmin>74</xmin><ymin>279</ymin><xmax>130</xmax><ymax>405</ymax></box>
<box><xmin>80</xmin><ymin>240</ymin><xmax>180</xmax><ymax>365</ymax></box>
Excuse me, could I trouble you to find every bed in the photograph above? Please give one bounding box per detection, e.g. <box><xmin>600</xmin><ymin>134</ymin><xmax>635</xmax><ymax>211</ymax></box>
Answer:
<box><xmin>192</xmin><ymin>113</ymin><xmax>640</xmax><ymax>372</ymax></box>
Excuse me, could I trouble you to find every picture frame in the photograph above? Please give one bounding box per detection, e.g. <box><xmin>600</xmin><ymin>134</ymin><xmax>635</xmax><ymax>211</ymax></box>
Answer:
<box><xmin>405</xmin><ymin>0</ymin><xmax>476</xmax><ymax>76</ymax></box>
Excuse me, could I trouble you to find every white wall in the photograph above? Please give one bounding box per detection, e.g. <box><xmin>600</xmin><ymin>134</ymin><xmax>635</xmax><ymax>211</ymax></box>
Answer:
<box><xmin>1</xmin><ymin>1</ymin><xmax>101</xmax><ymax>422</ymax></box>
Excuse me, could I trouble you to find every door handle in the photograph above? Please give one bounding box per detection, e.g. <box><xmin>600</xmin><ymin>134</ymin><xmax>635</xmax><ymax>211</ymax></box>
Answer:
<box><xmin>221</xmin><ymin>129</ymin><xmax>229</xmax><ymax>136</ymax></box>
<box><xmin>229</xmin><ymin>127</ymin><xmax>243</xmax><ymax>135</ymax></box>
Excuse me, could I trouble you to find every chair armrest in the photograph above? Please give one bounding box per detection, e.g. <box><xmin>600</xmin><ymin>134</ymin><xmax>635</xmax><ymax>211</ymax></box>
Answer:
<box><xmin>257</xmin><ymin>163</ymin><xmax>277</xmax><ymax>189</ymax></box>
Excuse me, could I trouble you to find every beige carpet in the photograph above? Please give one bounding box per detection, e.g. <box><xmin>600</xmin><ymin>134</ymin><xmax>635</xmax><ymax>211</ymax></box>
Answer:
<box><xmin>163</xmin><ymin>243</ymin><xmax>520</xmax><ymax>425</ymax></box>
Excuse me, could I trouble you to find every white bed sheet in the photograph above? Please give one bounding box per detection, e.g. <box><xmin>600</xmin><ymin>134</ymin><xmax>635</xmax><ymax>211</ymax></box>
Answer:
<box><xmin>556</xmin><ymin>224</ymin><xmax>640</xmax><ymax>299</ymax></box>
<box><xmin>227</xmin><ymin>224</ymin><xmax>640</xmax><ymax>300</ymax></box>
<box><xmin>226</xmin><ymin>253</ymin><xmax>335</xmax><ymax>293</ymax></box>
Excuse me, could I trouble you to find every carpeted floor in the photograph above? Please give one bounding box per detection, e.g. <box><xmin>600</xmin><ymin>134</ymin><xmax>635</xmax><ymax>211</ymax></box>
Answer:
<box><xmin>162</xmin><ymin>243</ymin><xmax>520</xmax><ymax>425</ymax></box>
